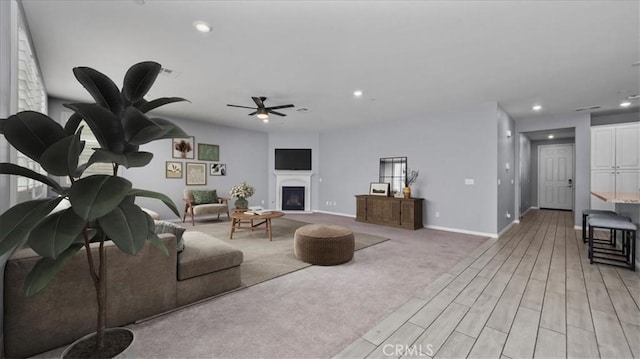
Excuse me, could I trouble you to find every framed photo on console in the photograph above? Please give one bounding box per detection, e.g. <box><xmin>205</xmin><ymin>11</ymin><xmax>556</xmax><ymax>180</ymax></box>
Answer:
<box><xmin>369</xmin><ymin>182</ymin><xmax>390</xmax><ymax>196</ymax></box>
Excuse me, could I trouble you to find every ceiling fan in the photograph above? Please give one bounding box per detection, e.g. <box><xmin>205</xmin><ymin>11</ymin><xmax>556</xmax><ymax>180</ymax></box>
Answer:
<box><xmin>227</xmin><ymin>96</ymin><xmax>294</xmax><ymax>122</ymax></box>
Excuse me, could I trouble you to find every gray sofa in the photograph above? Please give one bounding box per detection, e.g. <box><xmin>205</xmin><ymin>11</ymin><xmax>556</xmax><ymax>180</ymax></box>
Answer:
<box><xmin>3</xmin><ymin>231</ymin><xmax>242</xmax><ymax>358</ymax></box>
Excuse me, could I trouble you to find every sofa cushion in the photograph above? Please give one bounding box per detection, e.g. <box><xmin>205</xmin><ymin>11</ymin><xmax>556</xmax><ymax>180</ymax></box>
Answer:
<box><xmin>192</xmin><ymin>190</ymin><xmax>217</xmax><ymax>204</ymax></box>
<box><xmin>178</xmin><ymin>231</ymin><xmax>243</xmax><ymax>280</ymax></box>
<box><xmin>155</xmin><ymin>220</ymin><xmax>186</xmax><ymax>252</ymax></box>
<box><xmin>192</xmin><ymin>203</ymin><xmax>228</xmax><ymax>216</ymax></box>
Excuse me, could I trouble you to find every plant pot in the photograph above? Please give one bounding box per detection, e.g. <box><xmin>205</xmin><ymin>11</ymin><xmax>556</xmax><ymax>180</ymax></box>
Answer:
<box><xmin>234</xmin><ymin>197</ymin><xmax>249</xmax><ymax>209</ymax></box>
<box><xmin>61</xmin><ymin>328</ymin><xmax>135</xmax><ymax>359</ymax></box>
<box><xmin>403</xmin><ymin>186</ymin><xmax>411</xmax><ymax>199</ymax></box>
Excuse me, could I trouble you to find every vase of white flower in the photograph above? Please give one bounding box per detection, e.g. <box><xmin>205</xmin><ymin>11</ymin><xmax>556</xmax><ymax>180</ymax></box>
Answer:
<box><xmin>230</xmin><ymin>182</ymin><xmax>255</xmax><ymax>209</ymax></box>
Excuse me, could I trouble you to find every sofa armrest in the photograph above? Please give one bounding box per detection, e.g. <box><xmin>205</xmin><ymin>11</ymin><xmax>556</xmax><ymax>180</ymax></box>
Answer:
<box><xmin>218</xmin><ymin>196</ymin><xmax>229</xmax><ymax>204</ymax></box>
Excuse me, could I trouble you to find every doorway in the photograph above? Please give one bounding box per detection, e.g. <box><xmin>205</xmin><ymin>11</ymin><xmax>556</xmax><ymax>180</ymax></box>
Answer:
<box><xmin>538</xmin><ymin>144</ymin><xmax>574</xmax><ymax>210</ymax></box>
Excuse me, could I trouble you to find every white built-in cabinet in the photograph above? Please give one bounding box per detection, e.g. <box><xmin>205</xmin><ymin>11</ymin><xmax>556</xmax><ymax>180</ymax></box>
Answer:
<box><xmin>590</xmin><ymin>123</ymin><xmax>640</xmax><ymax>210</ymax></box>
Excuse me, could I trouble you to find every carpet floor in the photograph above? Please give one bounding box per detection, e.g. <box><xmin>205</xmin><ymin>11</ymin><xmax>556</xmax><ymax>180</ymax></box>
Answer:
<box><xmin>185</xmin><ymin>217</ymin><xmax>389</xmax><ymax>287</ymax></box>
<box><xmin>34</xmin><ymin>213</ymin><xmax>487</xmax><ymax>359</ymax></box>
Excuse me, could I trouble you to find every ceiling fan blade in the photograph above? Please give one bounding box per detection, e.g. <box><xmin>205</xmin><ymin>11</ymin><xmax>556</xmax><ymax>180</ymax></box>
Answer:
<box><xmin>266</xmin><ymin>104</ymin><xmax>294</xmax><ymax>110</ymax></box>
<box><xmin>252</xmin><ymin>97</ymin><xmax>265</xmax><ymax>108</ymax></box>
<box><xmin>227</xmin><ymin>104</ymin><xmax>256</xmax><ymax>109</ymax></box>
<box><xmin>269</xmin><ymin>110</ymin><xmax>287</xmax><ymax>116</ymax></box>
<box><xmin>248</xmin><ymin>111</ymin><xmax>258</xmax><ymax>116</ymax></box>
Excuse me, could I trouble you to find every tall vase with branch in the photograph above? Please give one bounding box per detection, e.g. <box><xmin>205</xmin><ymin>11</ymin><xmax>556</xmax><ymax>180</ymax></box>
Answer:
<box><xmin>0</xmin><ymin>61</ymin><xmax>189</xmax><ymax>357</ymax></box>
<box><xmin>403</xmin><ymin>169</ymin><xmax>419</xmax><ymax>199</ymax></box>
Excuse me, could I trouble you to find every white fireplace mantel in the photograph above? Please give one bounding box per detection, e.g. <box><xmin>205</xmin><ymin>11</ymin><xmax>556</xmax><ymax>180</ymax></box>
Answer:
<box><xmin>274</xmin><ymin>171</ymin><xmax>314</xmax><ymax>213</ymax></box>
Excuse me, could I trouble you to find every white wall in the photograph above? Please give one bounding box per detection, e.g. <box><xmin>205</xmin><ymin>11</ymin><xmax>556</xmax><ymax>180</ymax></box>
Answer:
<box><xmin>497</xmin><ymin>105</ymin><xmax>516</xmax><ymax>232</ymax></box>
<box><xmin>319</xmin><ymin>102</ymin><xmax>500</xmax><ymax>235</ymax></box>
<box><xmin>518</xmin><ymin>134</ymin><xmax>531</xmax><ymax>215</ymax></box>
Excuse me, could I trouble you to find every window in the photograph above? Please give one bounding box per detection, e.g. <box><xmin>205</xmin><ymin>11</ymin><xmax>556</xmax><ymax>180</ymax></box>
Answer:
<box><xmin>16</xmin><ymin>19</ymin><xmax>47</xmax><ymax>202</ymax></box>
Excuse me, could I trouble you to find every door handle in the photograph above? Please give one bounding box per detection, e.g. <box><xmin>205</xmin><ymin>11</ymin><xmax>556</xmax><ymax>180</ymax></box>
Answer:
<box><xmin>568</xmin><ymin>179</ymin><xmax>573</xmax><ymax>188</ymax></box>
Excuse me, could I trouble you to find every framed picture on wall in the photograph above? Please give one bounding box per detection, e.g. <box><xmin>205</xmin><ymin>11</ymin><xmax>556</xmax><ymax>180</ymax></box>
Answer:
<box><xmin>198</xmin><ymin>143</ymin><xmax>219</xmax><ymax>161</ymax></box>
<box><xmin>165</xmin><ymin>161</ymin><xmax>183</xmax><ymax>178</ymax></box>
<box><xmin>210</xmin><ymin>163</ymin><xmax>226</xmax><ymax>176</ymax></box>
<box><xmin>369</xmin><ymin>182</ymin><xmax>390</xmax><ymax>196</ymax></box>
<box><xmin>186</xmin><ymin>162</ymin><xmax>207</xmax><ymax>185</ymax></box>
<box><xmin>173</xmin><ymin>137</ymin><xmax>195</xmax><ymax>159</ymax></box>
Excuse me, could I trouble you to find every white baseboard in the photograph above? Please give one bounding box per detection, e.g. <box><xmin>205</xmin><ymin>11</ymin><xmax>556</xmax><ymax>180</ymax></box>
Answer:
<box><xmin>498</xmin><ymin>220</ymin><xmax>518</xmax><ymax>237</ymax></box>
<box><xmin>312</xmin><ymin>210</ymin><xmax>356</xmax><ymax>218</ymax></box>
<box><xmin>425</xmin><ymin>225</ymin><xmax>497</xmax><ymax>238</ymax></box>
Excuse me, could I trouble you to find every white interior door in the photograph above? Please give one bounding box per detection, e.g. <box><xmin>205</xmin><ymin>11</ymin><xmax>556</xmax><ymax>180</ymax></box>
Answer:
<box><xmin>539</xmin><ymin>144</ymin><xmax>574</xmax><ymax>210</ymax></box>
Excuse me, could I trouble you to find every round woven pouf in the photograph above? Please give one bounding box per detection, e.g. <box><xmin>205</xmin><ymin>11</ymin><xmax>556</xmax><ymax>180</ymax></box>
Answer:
<box><xmin>294</xmin><ymin>224</ymin><xmax>355</xmax><ymax>265</ymax></box>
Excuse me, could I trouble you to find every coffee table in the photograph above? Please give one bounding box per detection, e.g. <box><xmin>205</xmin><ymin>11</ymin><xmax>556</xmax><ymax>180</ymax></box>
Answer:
<box><xmin>229</xmin><ymin>211</ymin><xmax>285</xmax><ymax>241</ymax></box>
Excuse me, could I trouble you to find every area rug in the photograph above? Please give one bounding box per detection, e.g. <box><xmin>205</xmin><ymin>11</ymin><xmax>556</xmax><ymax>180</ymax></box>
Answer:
<box><xmin>186</xmin><ymin>218</ymin><xmax>388</xmax><ymax>287</ymax></box>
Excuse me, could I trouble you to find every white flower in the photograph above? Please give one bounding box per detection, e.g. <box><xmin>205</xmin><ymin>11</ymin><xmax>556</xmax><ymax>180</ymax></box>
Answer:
<box><xmin>230</xmin><ymin>182</ymin><xmax>255</xmax><ymax>198</ymax></box>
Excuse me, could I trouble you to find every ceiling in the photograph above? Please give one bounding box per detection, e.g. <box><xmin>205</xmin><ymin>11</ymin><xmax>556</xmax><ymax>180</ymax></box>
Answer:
<box><xmin>524</xmin><ymin>128</ymin><xmax>575</xmax><ymax>141</ymax></box>
<box><xmin>21</xmin><ymin>0</ymin><xmax>640</xmax><ymax>133</ymax></box>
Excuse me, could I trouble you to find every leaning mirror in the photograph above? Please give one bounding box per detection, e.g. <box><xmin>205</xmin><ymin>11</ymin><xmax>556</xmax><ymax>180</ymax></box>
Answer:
<box><xmin>379</xmin><ymin>157</ymin><xmax>407</xmax><ymax>195</ymax></box>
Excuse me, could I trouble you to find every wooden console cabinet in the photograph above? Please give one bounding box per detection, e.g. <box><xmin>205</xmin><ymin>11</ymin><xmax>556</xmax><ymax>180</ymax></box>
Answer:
<box><xmin>355</xmin><ymin>195</ymin><xmax>423</xmax><ymax>230</ymax></box>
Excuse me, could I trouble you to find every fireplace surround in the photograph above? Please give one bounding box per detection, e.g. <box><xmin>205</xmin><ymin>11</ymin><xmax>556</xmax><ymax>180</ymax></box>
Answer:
<box><xmin>275</xmin><ymin>171</ymin><xmax>313</xmax><ymax>212</ymax></box>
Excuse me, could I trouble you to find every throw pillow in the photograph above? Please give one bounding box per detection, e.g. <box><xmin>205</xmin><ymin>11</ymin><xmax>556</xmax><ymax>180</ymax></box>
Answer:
<box><xmin>154</xmin><ymin>220</ymin><xmax>187</xmax><ymax>252</ymax></box>
<box><xmin>192</xmin><ymin>190</ymin><xmax>217</xmax><ymax>205</ymax></box>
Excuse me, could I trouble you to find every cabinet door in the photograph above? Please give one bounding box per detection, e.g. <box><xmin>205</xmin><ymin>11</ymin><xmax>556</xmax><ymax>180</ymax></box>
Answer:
<box><xmin>590</xmin><ymin>171</ymin><xmax>615</xmax><ymax>211</ymax></box>
<box><xmin>591</xmin><ymin>127</ymin><xmax>616</xmax><ymax>170</ymax></box>
<box><xmin>615</xmin><ymin>124</ymin><xmax>640</xmax><ymax>170</ymax></box>
<box><xmin>356</xmin><ymin>197</ymin><xmax>367</xmax><ymax>221</ymax></box>
<box><xmin>616</xmin><ymin>170</ymin><xmax>640</xmax><ymax>194</ymax></box>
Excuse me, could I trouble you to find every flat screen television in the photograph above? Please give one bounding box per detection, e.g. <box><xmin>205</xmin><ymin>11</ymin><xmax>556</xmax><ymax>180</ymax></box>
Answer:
<box><xmin>275</xmin><ymin>148</ymin><xmax>312</xmax><ymax>170</ymax></box>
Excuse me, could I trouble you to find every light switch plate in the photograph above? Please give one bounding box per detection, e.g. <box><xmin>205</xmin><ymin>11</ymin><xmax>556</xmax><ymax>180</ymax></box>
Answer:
<box><xmin>465</xmin><ymin>179</ymin><xmax>475</xmax><ymax>185</ymax></box>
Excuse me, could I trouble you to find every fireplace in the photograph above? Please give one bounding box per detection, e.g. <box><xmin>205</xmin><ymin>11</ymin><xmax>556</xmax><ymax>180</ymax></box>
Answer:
<box><xmin>274</xmin><ymin>170</ymin><xmax>313</xmax><ymax>213</ymax></box>
<box><xmin>282</xmin><ymin>186</ymin><xmax>305</xmax><ymax>211</ymax></box>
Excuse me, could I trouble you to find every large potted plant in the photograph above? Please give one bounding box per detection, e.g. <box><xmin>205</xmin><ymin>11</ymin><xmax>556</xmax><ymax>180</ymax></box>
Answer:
<box><xmin>0</xmin><ymin>61</ymin><xmax>189</xmax><ymax>357</ymax></box>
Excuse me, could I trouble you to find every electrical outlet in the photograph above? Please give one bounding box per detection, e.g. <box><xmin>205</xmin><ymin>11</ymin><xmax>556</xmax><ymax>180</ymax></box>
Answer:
<box><xmin>332</xmin><ymin>201</ymin><xmax>337</xmax><ymax>206</ymax></box>
<box><xmin>465</xmin><ymin>178</ymin><xmax>475</xmax><ymax>185</ymax></box>
<box><xmin>326</xmin><ymin>201</ymin><xmax>330</xmax><ymax>206</ymax></box>
<box><xmin>435</xmin><ymin>211</ymin><xmax>440</xmax><ymax>218</ymax></box>
<box><xmin>505</xmin><ymin>211</ymin><xmax>511</xmax><ymax>218</ymax></box>
<box><xmin>261</xmin><ymin>200</ymin><xmax>265</xmax><ymax>205</ymax></box>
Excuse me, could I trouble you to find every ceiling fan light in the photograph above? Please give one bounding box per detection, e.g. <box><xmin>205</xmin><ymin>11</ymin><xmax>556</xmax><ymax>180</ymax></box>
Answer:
<box><xmin>262</xmin><ymin>118</ymin><xmax>269</xmax><ymax>123</ymax></box>
<box><xmin>256</xmin><ymin>108</ymin><xmax>269</xmax><ymax>120</ymax></box>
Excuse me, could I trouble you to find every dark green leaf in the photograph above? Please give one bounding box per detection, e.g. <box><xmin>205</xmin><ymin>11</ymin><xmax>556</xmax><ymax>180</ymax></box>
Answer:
<box><xmin>0</xmin><ymin>197</ymin><xmax>63</xmax><ymax>255</ymax></box>
<box><xmin>121</xmin><ymin>107</ymin><xmax>171</xmax><ymax>145</ymax></box>
<box><xmin>1</xmin><ymin>112</ymin><xmax>66</xmax><ymax>162</ymax></box>
<box><xmin>87</xmin><ymin>149</ymin><xmax>153</xmax><ymax>169</ymax></box>
<box><xmin>0</xmin><ymin>163</ymin><xmax>63</xmax><ymax>192</ymax></box>
<box><xmin>98</xmin><ymin>203</ymin><xmax>147</xmax><ymax>255</ymax></box>
<box><xmin>28</xmin><ymin>208</ymin><xmax>85</xmax><ymax>259</ymax></box>
<box><xmin>150</xmin><ymin>117</ymin><xmax>189</xmax><ymax>139</ymax></box>
<box><xmin>122</xmin><ymin>61</ymin><xmax>161</xmax><ymax>103</ymax></box>
<box><xmin>24</xmin><ymin>243</ymin><xmax>83</xmax><ymax>296</ymax></box>
<box><xmin>72</xmin><ymin>66</ymin><xmax>124</xmax><ymax>115</ymax></box>
<box><xmin>129</xmin><ymin>188</ymin><xmax>180</xmax><ymax>218</ymax></box>
<box><xmin>73</xmin><ymin>162</ymin><xmax>89</xmax><ymax>178</ymax></box>
<box><xmin>135</xmin><ymin>97</ymin><xmax>189</xmax><ymax>113</ymax></box>
<box><xmin>64</xmin><ymin>103</ymin><xmax>125</xmax><ymax>153</ymax></box>
<box><xmin>39</xmin><ymin>133</ymin><xmax>84</xmax><ymax>177</ymax></box>
<box><xmin>63</xmin><ymin>113</ymin><xmax>83</xmax><ymax>136</ymax></box>
<box><xmin>69</xmin><ymin>175</ymin><xmax>132</xmax><ymax>220</ymax></box>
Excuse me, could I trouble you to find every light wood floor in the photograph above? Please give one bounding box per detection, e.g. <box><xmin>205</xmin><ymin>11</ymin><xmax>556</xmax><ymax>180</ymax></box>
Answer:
<box><xmin>335</xmin><ymin>209</ymin><xmax>640</xmax><ymax>359</ymax></box>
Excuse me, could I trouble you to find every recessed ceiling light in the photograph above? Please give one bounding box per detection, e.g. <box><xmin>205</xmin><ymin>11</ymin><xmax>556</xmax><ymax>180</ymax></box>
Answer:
<box><xmin>353</xmin><ymin>90</ymin><xmax>363</xmax><ymax>97</ymax></box>
<box><xmin>620</xmin><ymin>102</ymin><xmax>632</xmax><ymax>107</ymax></box>
<box><xmin>548</xmin><ymin>134</ymin><xmax>554</xmax><ymax>139</ymax></box>
<box><xmin>193</xmin><ymin>21</ymin><xmax>212</xmax><ymax>33</ymax></box>
<box><xmin>532</xmin><ymin>105</ymin><xmax>542</xmax><ymax>111</ymax></box>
